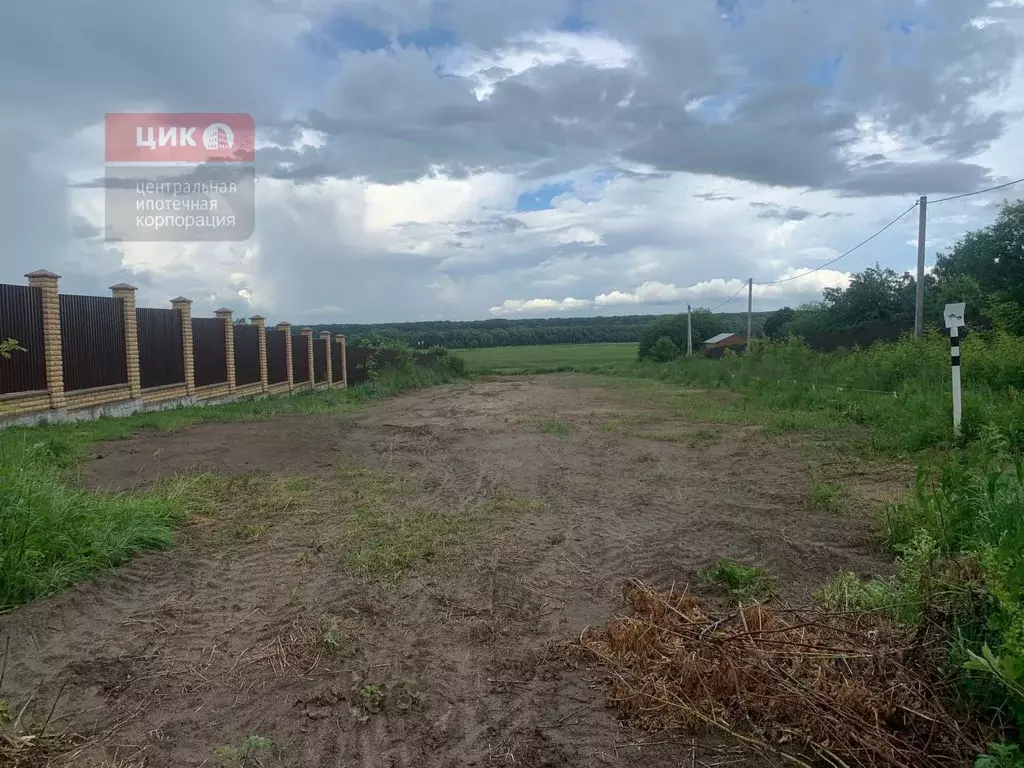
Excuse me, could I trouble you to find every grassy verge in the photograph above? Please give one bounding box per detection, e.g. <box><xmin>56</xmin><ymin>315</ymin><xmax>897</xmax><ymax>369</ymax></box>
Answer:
<box><xmin>0</xmin><ymin>366</ymin><xmax>465</xmax><ymax>609</ymax></box>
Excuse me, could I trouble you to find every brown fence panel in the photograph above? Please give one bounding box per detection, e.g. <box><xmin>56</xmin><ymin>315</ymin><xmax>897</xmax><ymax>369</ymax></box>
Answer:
<box><xmin>234</xmin><ymin>324</ymin><xmax>260</xmax><ymax>386</ymax></box>
<box><xmin>60</xmin><ymin>294</ymin><xmax>127</xmax><ymax>392</ymax></box>
<box><xmin>346</xmin><ymin>346</ymin><xmax>370</xmax><ymax>385</ymax></box>
<box><xmin>137</xmin><ymin>307</ymin><xmax>184</xmax><ymax>389</ymax></box>
<box><xmin>292</xmin><ymin>337</ymin><xmax>310</xmax><ymax>383</ymax></box>
<box><xmin>331</xmin><ymin>341</ymin><xmax>344</xmax><ymax>382</ymax></box>
<box><xmin>0</xmin><ymin>284</ymin><xmax>46</xmax><ymax>395</ymax></box>
<box><xmin>192</xmin><ymin>317</ymin><xmax>227</xmax><ymax>387</ymax></box>
<box><xmin>266</xmin><ymin>329</ymin><xmax>288</xmax><ymax>384</ymax></box>
<box><xmin>313</xmin><ymin>339</ymin><xmax>327</xmax><ymax>383</ymax></box>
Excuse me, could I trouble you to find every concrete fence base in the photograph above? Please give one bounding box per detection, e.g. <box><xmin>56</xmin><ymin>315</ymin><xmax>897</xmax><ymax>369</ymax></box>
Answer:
<box><xmin>0</xmin><ymin>383</ymin><xmax>303</xmax><ymax>429</ymax></box>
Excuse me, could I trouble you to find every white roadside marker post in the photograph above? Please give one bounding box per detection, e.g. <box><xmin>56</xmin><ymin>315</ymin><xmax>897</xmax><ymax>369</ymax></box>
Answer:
<box><xmin>944</xmin><ymin>302</ymin><xmax>966</xmax><ymax>437</ymax></box>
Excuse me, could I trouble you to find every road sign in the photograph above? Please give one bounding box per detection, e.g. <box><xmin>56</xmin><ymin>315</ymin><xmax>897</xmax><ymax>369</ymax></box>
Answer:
<box><xmin>944</xmin><ymin>302</ymin><xmax>966</xmax><ymax>329</ymax></box>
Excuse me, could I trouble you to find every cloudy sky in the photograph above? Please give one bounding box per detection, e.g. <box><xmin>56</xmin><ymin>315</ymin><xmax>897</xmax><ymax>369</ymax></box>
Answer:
<box><xmin>2</xmin><ymin>0</ymin><xmax>1023</xmax><ymax>323</ymax></box>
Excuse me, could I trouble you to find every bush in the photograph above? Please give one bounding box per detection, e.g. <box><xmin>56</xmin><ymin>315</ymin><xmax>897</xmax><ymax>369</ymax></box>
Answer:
<box><xmin>648</xmin><ymin>336</ymin><xmax>680</xmax><ymax>363</ymax></box>
<box><xmin>440</xmin><ymin>353</ymin><xmax>467</xmax><ymax>377</ymax></box>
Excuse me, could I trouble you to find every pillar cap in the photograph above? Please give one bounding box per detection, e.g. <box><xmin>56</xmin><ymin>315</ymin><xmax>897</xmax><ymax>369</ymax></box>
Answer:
<box><xmin>250</xmin><ymin>314</ymin><xmax>265</xmax><ymax>321</ymax></box>
<box><xmin>300</xmin><ymin>327</ymin><xmax>313</xmax><ymax>334</ymax></box>
<box><xmin>276</xmin><ymin>321</ymin><xmax>291</xmax><ymax>327</ymax></box>
<box><xmin>170</xmin><ymin>296</ymin><xmax>193</xmax><ymax>304</ymax></box>
<box><xmin>214</xmin><ymin>307</ymin><xmax>233</xmax><ymax>314</ymax></box>
<box><xmin>25</xmin><ymin>269</ymin><xmax>61</xmax><ymax>279</ymax></box>
<box><xmin>335</xmin><ymin>334</ymin><xmax>346</xmax><ymax>340</ymax></box>
<box><xmin>109</xmin><ymin>282</ymin><xmax>137</xmax><ymax>291</ymax></box>
<box><xmin>320</xmin><ymin>330</ymin><xmax>331</xmax><ymax>337</ymax></box>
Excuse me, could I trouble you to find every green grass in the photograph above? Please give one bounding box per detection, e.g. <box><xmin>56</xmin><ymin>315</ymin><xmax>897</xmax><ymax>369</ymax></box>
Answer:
<box><xmin>455</xmin><ymin>342</ymin><xmax>638</xmax><ymax>373</ymax></box>
<box><xmin>701</xmin><ymin>558</ymin><xmax>771</xmax><ymax>601</ymax></box>
<box><xmin>538</xmin><ymin>419</ymin><xmax>571</xmax><ymax>438</ymax></box>
<box><xmin>335</xmin><ymin>465</ymin><xmax>543</xmax><ymax>585</ymax></box>
<box><xmin>0</xmin><ymin>367</ymin><xmax>465</xmax><ymax>608</ymax></box>
<box><xmin>810</xmin><ymin>481</ymin><xmax>848</xmax><ymax>515</ymax></box>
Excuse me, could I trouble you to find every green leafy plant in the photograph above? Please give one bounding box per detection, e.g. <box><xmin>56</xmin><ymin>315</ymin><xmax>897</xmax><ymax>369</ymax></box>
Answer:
<box><xmin>539</xmin><ymin>419</ymin><xmax>571</xmax><ymax>439</ymax></box>
<box><xmin>0</xmin><ymin>337</ymin><xmax>24</xmax><ymax>359</ymax></box>
<box><xmin>976</xmin><ymin>742</ymin><xmax>1024</xmax><ymax>768</ymax></box>
<box><xmin>701</xmin><ymin>558</ymin><xmax>771</xmax><ymax>600</ymax></box>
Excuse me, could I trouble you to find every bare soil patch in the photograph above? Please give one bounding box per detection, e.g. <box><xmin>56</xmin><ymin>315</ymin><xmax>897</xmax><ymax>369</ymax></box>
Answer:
<box><xmin>0</xmin><ymin>375</ymin><xmax>902</xmax><ymax>767</ymax></box>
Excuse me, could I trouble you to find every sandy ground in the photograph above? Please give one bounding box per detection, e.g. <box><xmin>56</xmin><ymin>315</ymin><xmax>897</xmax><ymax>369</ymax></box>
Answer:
<box><xmin>0</xmin><ymin>375</ymin><xmax>903</xmax><ymax>767</ymax></box>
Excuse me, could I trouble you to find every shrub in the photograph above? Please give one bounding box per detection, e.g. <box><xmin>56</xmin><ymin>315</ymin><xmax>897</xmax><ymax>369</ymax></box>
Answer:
<box><xmin>648</xmin><ymin>336</ymin><xmax>680</xmax><ymax>363</ymax></box>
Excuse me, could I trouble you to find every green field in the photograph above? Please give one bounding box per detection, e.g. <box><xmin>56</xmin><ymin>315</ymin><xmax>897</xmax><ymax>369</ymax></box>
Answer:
<box><xmin>455</xmin><ymin>342</ymin><xmax>638</xmax><ymax>372</ymax></box>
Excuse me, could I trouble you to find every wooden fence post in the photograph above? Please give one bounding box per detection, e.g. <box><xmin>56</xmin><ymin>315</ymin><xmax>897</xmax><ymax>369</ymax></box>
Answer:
<box><xmin>336</xmin><ymin>334</ymin><xmax>347</xmax><ymax>388</ymax></box>
<box><xmin>301</xmin><ymin>328</ymin><xmax>314</xmax><ymax>390</ymax></box>
<box><xmin>216</xmin><ymin>308</ymin><xmax>235</xmax><ymax>393</ymax></box>
<box><xmin>110</xmin><ymin>283</ymin><xmax>140</xmax><ymax>399</ymax></box>
<box><xmin>171</xmin><ymin>297</ymin><xmax>195</xmax><ymax>395</ymax></box>
<box><xmin>252</xmin><ymin>315</ymin><xmax>268</xmax><ymax>393</ymax></box>
<box><xmin>321</xmin><ymin>331</ymin><xmax>332</xmax><ymax>388</ymax></box>
<box><xmin>25</xmin><ymin>270</ymin><xmax>65</xmax><ymax>409</ymax></box>
<box><xmin>277</xmin><ymin>322</ymin><xmax>293</xmax><ymax>391</ymax></box>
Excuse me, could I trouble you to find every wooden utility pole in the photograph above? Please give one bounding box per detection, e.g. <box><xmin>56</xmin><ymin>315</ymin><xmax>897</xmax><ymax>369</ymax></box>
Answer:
<box><xmin>687</xmin><ymin>304</ymin><xmax>693</xmax><ymax>357</ymax></box>
<box><xmin>915</xmin><ymin>196</ymin><xmax>928</xmax><ymax>337</ymax></box>
<box><xmin>746</xmin><ymin>278</ymin><xmax>753</xmax><ymax>352</ymax></box>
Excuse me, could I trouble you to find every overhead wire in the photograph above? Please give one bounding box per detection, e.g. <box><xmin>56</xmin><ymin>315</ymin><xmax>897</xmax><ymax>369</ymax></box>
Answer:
<box><xmin>754</xmin><ymin>201</ymin><xmax>920</xmax><ymax>285</ymax></box>
<box><xmin>693</xmin><ymin>172</ymin><xmax>1020</xmax><ymax>309</ymax></box>
<box><xmin>930</xmin><ymin>176</ymin><xmax>1024</xmax><ymax>204</ymax></box>
<box><xmin>706</xmin><ymin>281</ymin><xmax>749</xmax><ymax>312</ymax></box>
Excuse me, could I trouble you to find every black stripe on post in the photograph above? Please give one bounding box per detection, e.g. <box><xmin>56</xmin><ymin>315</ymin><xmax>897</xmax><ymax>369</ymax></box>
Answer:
<box><xmin>951</xmin><ymin>355</ymin><xmax>961</xmax><ymax>366</ymax></box>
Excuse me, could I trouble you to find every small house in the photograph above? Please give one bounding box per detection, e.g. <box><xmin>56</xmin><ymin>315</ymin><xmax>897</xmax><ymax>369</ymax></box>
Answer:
<box><xmin>703</xmin><ymin>332</ymin><xmax>745</xmax><ymax>350</ymax></box>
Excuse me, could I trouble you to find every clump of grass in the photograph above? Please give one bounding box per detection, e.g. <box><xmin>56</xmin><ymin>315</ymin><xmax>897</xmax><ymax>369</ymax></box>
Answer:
<box><xmin>539</xmin><ymin>419</ymin><xmax>571</xmax><ymax>439</ymax></box>
<box><xmin>701</xmin><ymin>558</ymin><xmax>771</xmax><ymax>601</ymax></box>
<box><xmin>214</xmin><ymin>735</ymin><xmax>274</xmax><ymax>766</ymax></box>
<box><xmin>0</xmin><ymin>452</ymin><xmax>186</xmax><ymax>608</ymax></box>
<box><xmin>687</xmin><ymin>428</ymin><xmax>718</xmax><ymax>447</ymax></box>
<box><xmin>810</xmin><ymin>481</ymin><xmax>848</xmax><ymax>515</ymax></box>
<box><xmin>336</xmin><ymin>467</ymin><xmax>541</xmax><ymax>584</ymax></box>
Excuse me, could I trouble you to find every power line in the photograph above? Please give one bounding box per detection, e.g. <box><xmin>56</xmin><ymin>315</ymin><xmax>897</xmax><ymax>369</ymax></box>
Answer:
<box><xmin>707</xmin><ymin>281</ymin><xmax>749</xmax><ymax>312</ymax></box>
<box><xmin>755</xmin><ymin>201</ymin><xmax>920</xmax><ymax>285</ymax></box>
<box><xmin>930</xmin><ymin>176</ymin><xmax>1024</xmax><ymax>204</ymax></box>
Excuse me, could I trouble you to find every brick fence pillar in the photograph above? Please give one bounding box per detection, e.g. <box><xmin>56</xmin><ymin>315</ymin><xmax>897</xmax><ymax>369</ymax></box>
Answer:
<box><xmin>277</xmin><ymin>321</ymin><xmax>294</xmax><ymax>391</ymax></box>
<box><xmin>216</xmin><ymin>308</ymin><xmax>235</xmax><ymax>392</ymax></box>
<box><xmin>251</xmin><ymin>315</ymin><xmax>268</xmax><ymax>393</ymax></box>
<box><xmin>110</xmin><ymin>283</ymin><xmax>141</xmax><ymax>398</ymax></box>
<box><xmin>320</xmin><ymin>331</ymin><xmax>333</xmax><ymax>388</ymax></box>
<box><xmin>301</xmin><ymin>328</ymin><xmax>314</xmax><ymax>390</ymax></box>
<box><xmin>336</xmin><ymin>334</ymin><xmax>347</xmax><ymax>388</ymax></box>
<box><xmin>171</xmin><ymin>297</ymin><xmax>195</xmax><ymax>395</ymax></box>
<box><xmin>25</xmin><ymin>270</ymin><xmax>65</xmax><ymax>409</ymax></box>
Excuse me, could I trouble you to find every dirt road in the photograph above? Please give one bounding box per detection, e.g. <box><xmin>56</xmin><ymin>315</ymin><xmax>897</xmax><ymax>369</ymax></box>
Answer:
<box><xmin>0</xmin><ymin>375</ymin><xmax>894</xmax><ymax>767</ymax></box>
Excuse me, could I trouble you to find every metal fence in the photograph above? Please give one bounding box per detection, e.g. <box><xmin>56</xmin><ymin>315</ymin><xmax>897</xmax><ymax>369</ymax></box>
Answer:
<box><xmin>292</xmin><ymin>336</ymin><xmax>310</xmax><ymax>383</ymax></box>
<box><xmin>313</xmin><ymin>338</ymin><xmax>327</xmax><ymax>383</ymax></box>
<box><xmin>266</xmin><ymin>329</ymin><xmax>288</xmax><ymax>384</ymax></box>
<box><xmin>0</xmin><ymin>284</ymin><xmax>46</xmax><ymax>395</ymax></box>
<box><xmin>60</xmin><ymin>294</ymin><xmax>127</xmax><ymax>392</ymax></box>
<box><xmin>331</xmin><ymin>340</ymin><xmax>344</xmax><ymax>383</ymax></box>
<box><xmin>137</xmin><ymin>307</ymin><xmax>185</xmax><ymax>389</ymax></box>
<box><xmin>234</xmin><ymin>324</ymin><xmax>261</xmax><ymax>385</ymax></box>
<box><xmin>192</xmin><ymin>317</ymin><xmax>227</xmax><ymax>387</ymax></box>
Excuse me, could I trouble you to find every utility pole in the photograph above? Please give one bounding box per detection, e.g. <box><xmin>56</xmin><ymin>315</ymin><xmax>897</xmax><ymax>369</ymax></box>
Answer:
<box><xmin>746</xmin><ymin>278</ymin><xmax>753</xmax><ymax>352</ymax></box>
<box><xmin>915</xmin><ymin>195</ymin><xmax>927</xmax><ymax>337</ymax></box>
<box><xmin>687</xmin><ymin>304</ymin><xmax>693</xmax><ymax>357</ymax></box>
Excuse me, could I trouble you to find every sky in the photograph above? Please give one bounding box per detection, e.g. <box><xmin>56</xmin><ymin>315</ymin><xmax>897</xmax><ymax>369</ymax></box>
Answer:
<box><xmin>1</xmin><ymin>0</ymin><xmax>1023</xmax><ymax>324</ymax></box>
